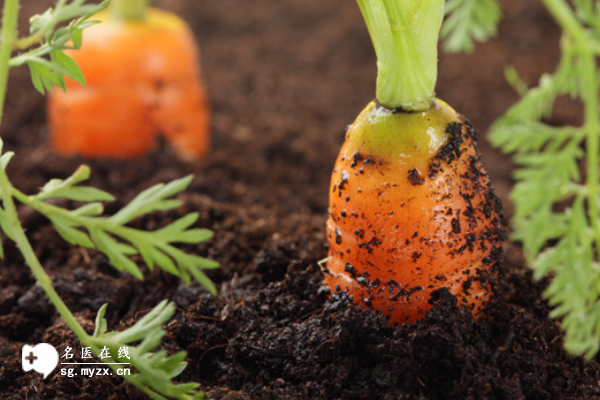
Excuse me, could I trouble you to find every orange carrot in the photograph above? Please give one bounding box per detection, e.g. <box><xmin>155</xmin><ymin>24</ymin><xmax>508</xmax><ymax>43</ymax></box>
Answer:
<box><xmin>326</xmin><ymin>100</ymin><xmax>502</xmax><ymax>324</ymax></box>
<box><xmin>48</xmin><ymin>3</ymin><xmax>210</xmax><ymax>159</ymax></box>
<box><xmin>324</xmin><ymin>1</ymin><xmax>502</xmax><ymax>324</ymax></box>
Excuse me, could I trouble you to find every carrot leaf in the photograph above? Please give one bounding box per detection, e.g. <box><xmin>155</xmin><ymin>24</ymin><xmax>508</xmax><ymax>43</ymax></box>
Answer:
<box><xmin>490</xmin><ymin>0</ymin><xmax>600</xmax><ymax>359</ymax></box>
<box><xmin>13</xmin><ymin>169</ymin><xmax>218</xmax><ymax>294</ymax></box>
<box><xmin>109</xmin><ymin>176</ymin><xmax>194</xmax><ymax>225</ymax></box>
<box><xmin>10</xmin><ymin>0</ymin><xmax>108</xmax><ymax>93</ymax></box>
<box><xmin>441</xmin><ymin>0</ymin><xmax>502</xmax><ymax>53</ymax></box>
<box><xmin>36</xmin><ymin>165</ymin><xmax>115</xmax><ymax>202</ymax></box>
<box><xmin>89</xmin><ymin>301</ymin><xmax>207</xmax><ymax>400</ymax></box>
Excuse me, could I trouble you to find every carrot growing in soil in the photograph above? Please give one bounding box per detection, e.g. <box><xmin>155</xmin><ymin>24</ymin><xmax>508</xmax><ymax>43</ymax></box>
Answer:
<box><xmin>1</xmin><ymin>1</ymin><xmax>216</xmax><ymax>398</ymax></box>
<box><xmin>48</xmin><ymin>0</ymin><xmax>210</xmax><ymax>159</ymax></box>
<box><xmin>325</xmin><ymin>0</ymin><xmax>503</xmax><ymax>324</ymax></box>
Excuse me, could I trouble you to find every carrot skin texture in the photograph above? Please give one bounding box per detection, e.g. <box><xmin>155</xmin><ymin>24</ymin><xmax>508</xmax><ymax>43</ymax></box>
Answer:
<box><xmin>48</xmin><ymin>9</ymin><xmax>210</xmax><ymax>159</ymax></box>
<box><xmin>325</xmin><ymin>100</ymin><xmax>502</xmax><ymax>324</ymax></box>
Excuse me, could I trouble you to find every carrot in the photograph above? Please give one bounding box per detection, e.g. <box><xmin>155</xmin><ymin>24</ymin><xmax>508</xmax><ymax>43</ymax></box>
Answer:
<box><xmin>48</xmin><ymin>0</ymin><xmax>210</xmax><ymax>159</ymax></box>
<box><xmin>324</xmin><ymin>0</ymin><xmax>502</xmax><ymax>324</ymax></box>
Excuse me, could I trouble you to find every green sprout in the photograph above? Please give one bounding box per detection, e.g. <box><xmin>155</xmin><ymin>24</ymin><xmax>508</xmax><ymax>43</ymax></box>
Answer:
<box><xmin>0</xmin><ymin>1</ymin><xmax>217</xmax><ymax>397</ymax></box>
<box><xmin>490</xmin><ymin>0</ymin><xmax>600</xmax><ymax>359</ymax></box>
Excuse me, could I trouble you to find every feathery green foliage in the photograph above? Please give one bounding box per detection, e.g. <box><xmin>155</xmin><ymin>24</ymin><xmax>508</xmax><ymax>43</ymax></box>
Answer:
<box><xmin>92</xmin><ymin>301</ymin><xmax>207</xmax><ymax>400</ymax></box>
<box><xmin>442</xmin><ymin>0</ymin><xmax>502</xmax><ymax>53</ymax></box>
<box><xmin>11</xmin><ymin>166</ymin><xmax>219</xmax><ymax>292</ymax></box>
<box><xmin>0</xmin><ymin>1</ymin><xmax>217</xmax><ymax>397</ymax></box>
<box><xmin>490</xmin><ymin>0</ymin><xmax>600</xmax><ymax>359</ymax></box>
<box><xmin>11</xmin><ymin>0</ymin><xmax>110</xmax><ymax>93</ymax></box>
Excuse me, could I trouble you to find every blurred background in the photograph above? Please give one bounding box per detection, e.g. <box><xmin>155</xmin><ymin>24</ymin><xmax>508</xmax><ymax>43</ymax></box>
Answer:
<box><xmin>4</xmin><ymin>0</ymin><xmax>566</xmax><ymax>217</ymax></box>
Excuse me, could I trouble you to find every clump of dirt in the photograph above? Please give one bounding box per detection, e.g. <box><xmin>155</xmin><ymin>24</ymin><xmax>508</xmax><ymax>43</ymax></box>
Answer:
<box><xmin>169</xmin><ymin>261</ymin><xmax>600</xmax><ymax>400</ymax></box>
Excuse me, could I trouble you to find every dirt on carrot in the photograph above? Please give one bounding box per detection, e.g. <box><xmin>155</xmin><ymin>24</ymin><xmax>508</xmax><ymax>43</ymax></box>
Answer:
<box><xmin>325</xmin><ymin>100</ymin><xmax>503</xmax><ymax>324</ymax></box>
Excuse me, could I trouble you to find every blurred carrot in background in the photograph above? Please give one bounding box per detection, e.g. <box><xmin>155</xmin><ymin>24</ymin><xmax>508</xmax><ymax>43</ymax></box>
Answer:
<box><xmin>49</xmin><ymin>0</ymin><xmax>210</xmax><ymax>159</ymax></box>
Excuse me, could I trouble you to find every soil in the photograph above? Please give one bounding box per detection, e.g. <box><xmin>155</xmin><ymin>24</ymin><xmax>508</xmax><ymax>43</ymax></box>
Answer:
<box><xmin>0</xmin><ymin>0</ymin><xmax>595</xmax><ymax>399</ymax></box>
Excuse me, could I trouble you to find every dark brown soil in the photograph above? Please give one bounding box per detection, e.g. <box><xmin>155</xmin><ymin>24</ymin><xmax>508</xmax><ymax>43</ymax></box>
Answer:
<box><xmin>0</xmin><ymin>0</ymin><xmax>596</xmax><ymax>399</ymax></box>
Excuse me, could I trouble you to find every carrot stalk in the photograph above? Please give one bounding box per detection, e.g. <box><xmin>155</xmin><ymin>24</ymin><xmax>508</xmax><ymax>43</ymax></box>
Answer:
<box><xmin>324</xmin><ymin>0</ymin><xmax>502</xmax><ymax>324</ymax></box>
<box><xmin>110</xmin><ymin>0</ymin><xmax>149</xmax><ymax>21</ymax></box>
<box><xmin>357</xmin><ymin>0</ymin><xmax>444</xmax><ymax>111</ymax></box>
<box><xmin>0</xmin><ymin>0</ymin><xmax>18</xmax><ymax>125</ymax></box>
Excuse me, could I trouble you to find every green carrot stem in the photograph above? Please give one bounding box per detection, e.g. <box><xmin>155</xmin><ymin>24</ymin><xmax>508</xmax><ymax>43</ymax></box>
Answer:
<box><xmin>356</xmin><ymin>0</ymin><xmax>445</xmax><ymax>111</ymax></box>
<box><xmin>542</xmin><ymin>0</ymin><xmax>600</xmax><ymax>264</ymax></box>
<box><xmin>0</xmin><ymin>169</ymin><xmax>89</xmax><ymax>342</ymax></box>
<box><xmin>0</xmin><ymin>0</ymin><xmax>89</xmax><ymax>344</ymax></box>
<box><xmin>111</xmin><ymin>0</ymin><xmax>150</xmax><ymax>21</ymax></box>
<box><xmin>0</xmin><ymin>0</ymin><xmax>19</xmax><ymax>127</ymax></box>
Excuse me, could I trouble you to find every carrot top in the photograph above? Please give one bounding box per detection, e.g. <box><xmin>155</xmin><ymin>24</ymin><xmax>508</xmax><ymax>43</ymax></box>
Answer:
<box><xmin>110</xmin><ymin>0</ymin><xmax>149</xmax><ymax>21</ymax></box>
<box><xmin>0</xmin><ymin>1</ymin><xmax>217</xmax><ymax>396</ymax></box>
<box><xmin>351</xmin><ymin>99</ymin><xmax>455</xmax><ymax>170</ymax></box>
<box><xmin>357</xmin><ymin>0</ymin><xmax>445</xmax><ymax>111</ymax></box>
